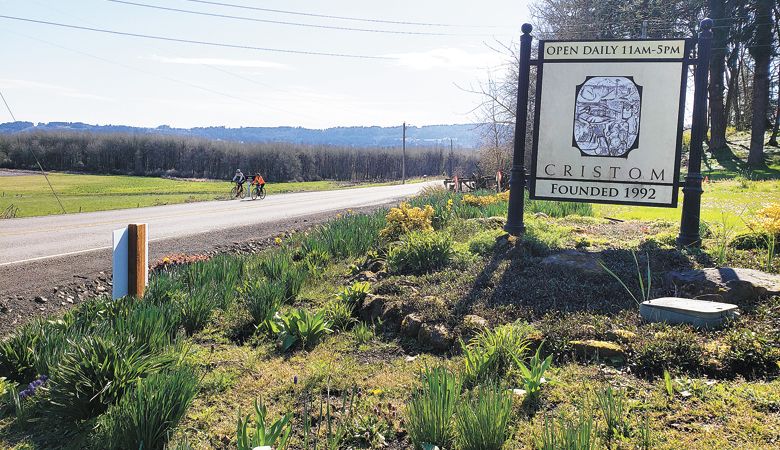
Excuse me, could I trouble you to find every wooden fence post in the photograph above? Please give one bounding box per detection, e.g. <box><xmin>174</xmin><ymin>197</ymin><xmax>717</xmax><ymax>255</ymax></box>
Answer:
<box><xmin>127</xmin><ymin>223</ymin><xmax>147</xmax><ymax>297</ymax></box>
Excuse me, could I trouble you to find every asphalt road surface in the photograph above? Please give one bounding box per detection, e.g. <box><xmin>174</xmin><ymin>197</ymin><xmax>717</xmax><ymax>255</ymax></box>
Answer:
<box><xmin>0</xmin><ymin>181</ymin><xmax>436</xmax><ymax>266</ymax></box>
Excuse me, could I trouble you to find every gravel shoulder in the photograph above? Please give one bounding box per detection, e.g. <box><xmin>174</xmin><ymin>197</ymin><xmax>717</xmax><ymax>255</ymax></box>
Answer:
<box><xmin>0</xmin><ymin>203</ymin><xmax>390</xmax><ymax>336</ymax></box>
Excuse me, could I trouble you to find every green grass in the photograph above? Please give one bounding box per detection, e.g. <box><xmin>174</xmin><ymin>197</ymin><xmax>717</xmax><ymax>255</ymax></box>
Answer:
<box><xmin>595</xmin><ymin>179</ymin><xmax>780</xmax><ymax>230</ymax></box>
<box><xmin>1</xmin><ymin>177</ymin><xmax>779</xmax><ymax>449</ymax></box>
<box><xmin>0</xmin><ymin>173</ymin><xmax>430</xmax><ymax>218</ymax></box>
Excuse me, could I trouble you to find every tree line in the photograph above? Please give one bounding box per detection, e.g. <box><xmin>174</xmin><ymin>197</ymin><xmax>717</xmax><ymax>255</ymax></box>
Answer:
<box><xmin>475</xmin><ymin>0</ymin><xmax>778</xmax><ymax>170</ymax></box>
<box><xmin>0</xmin><ymin>132</ymin><xmax>477</xmax><ymax>181</ymax></box>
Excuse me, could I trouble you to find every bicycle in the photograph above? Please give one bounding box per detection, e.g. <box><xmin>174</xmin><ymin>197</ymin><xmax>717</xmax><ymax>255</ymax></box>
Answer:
<box><xmin>230</xmin><ymin>182</ymin><xmax>246</xmax><ymax>199</ymax></box>
<box><xmin>250</xmin><ymin>182</ymin><xmax>266</xmax><ymax>200</ymax></box>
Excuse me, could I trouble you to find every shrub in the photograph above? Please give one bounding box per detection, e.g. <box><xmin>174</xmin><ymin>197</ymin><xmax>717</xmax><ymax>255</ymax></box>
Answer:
<box><xmin>48</xmin><ymin>335</ymin><xmax>174</xmax><ymax>421</ymax></box>
<box><xmin>467</xmin><ymin>229</ymin><xmax>505</xmax><ymax>256</ymax></box>
<box><xmin>336</xmin><ymin>281</ymin><xmax>371</xmax><ymax>307</ymax></box>
<box><xmin>144</xmin><ymin>271</ymin><xmax>184</xmax><ymax>305</ymax></box>
<box><xmin>261</xmin><ymin>254</ymin><xmax>307</xmax><ymax>301</ymax></box>
<box><xmin>596</xmin><ymin>386</ymin><xmax>630</xmax><ymax>442</ymax></box>
<box><xmin>352</xmin><ymin>322</ymin><xmax>376</xmax><ymax>344</ymax></box>
<box><xmin>236</xmin><ymin>398</ymin><xmax>293</xmax><ymax>450</ymax></box>
<box><xmin>405</xmin><ymin>366</ymin><xmax>462</xmax><ymax>450</ymax></box>
<box><xmin>723</xmin><ymin>328</ymin><xmax>780</xmax><ymax>377</ymax></box>
<box><xmin>514</xmin><ymin>346</ymin><xmax>553</xmax><ymax>402</ymax></box>
<box><xmin>455</xmin><ymin>384</ymin><xmax>513</xmax><ymax>450</ymax></box>
<box><xmin>462</xmin><ymin>191</ymin><xmax>509</xmax><ymax>207</ymax></box>
<box><xmin>310</xmin><ymin>211</ymin><xmax>385</xmax><ymax>259</ymax></box>
<box><xmin>176</xmin><ymin>289</ymin><xmax>216</xmax><ymax>336</ymax></box>
<box><xmin>387</xmin><ymin>231</ymin><xmax>453</xmax><ymax>274</ymax></box>
<box><xmin>380</xmin><ymin>202</ymin><xmax>435</xmax><ymax>241</ymax></box>
<box><xmin>99</xmin><ymin>367</ymin><xmax>198</xmax><ymax>450</ymax></box>
<box><xmin>632</xmin><ymin>326</ymin><xmax>704</xmax><ymax>376</ymax></box>
<box><xmin>0</xmin><ymin>320</ymin><xmax>43</xmax><ymax>383</ymax></box>
<box><xmin>112</xmin><ymin>303</ymin><xmax>180</xmax><ymax>353</ymax></box>
<box><xmin>538</xmin><ymin>412</ymin><xmax>594</xmax><ymax>450</ymax></box>
<box><xmin>463</xmin><ymin>322</ymin><xmax>532</xmax><ymax>386</ymax></box>
<box><xmin>276</xmin><ymin>309</ymin><xmax>332</xmax><ymax>352</ymax></box>
<box><xmin>239</xmin><ymin>279</ymin><xmax>285</xmax><ymax>334</ymax></box>
<box><xmin>323</xmin><ymin>299</ymin><xmax>355</xmax><ymax>332</ymax></box>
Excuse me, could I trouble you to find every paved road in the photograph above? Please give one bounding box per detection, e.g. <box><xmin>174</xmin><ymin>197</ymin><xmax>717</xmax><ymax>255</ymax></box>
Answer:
<box><xmin>0</xmin><ymin>182</ymin><xmax>435</xmax><ymax>265</ymax></box>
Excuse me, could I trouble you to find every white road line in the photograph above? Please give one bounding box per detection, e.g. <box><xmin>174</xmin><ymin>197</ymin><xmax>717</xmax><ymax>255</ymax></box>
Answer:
<box><xmin>0</xmin><ymin>245</ymin><xmax>111</xmax><ymax>266</ymax></box>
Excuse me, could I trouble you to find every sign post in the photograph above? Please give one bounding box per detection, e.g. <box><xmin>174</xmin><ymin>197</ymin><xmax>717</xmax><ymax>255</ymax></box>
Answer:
<box><xmin>504</xmin><ymin>23</ymin><xmax>533</xmax><ymax>236</ymax></box>
<box><xmin>505</xmin><ymin>19</ymin><xmax>712</xmax><ymax>247</ymax></box>
<box><xmin>677</xmin><ymin>19</ymin><xmax>713</xmax><ymax>247</ymax></box>
<box><xmin>112</xmin><ymin>223</ymin><xmax>148</xmax><ymax>299</ymax></box>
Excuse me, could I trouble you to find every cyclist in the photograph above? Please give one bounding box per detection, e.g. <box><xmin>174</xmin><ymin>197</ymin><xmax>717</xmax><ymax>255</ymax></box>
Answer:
<box><xmin>232</xmin><ymin>169</ymin><xmax>246</xmax><ymax>197</ymax></box>
<box><xmin>252</xmin><ymin>172</ymin><xmax>266</xmax><ymax>195</ymax></box>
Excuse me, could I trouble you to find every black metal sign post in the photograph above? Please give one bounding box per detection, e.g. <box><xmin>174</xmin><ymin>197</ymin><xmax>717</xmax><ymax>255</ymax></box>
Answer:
<box><xmin>504</xmin><ymin>23</ymin><xmax>533</xmax><ymax>236</ymax></box>
<box><xmin>506</xmin><ymin>19</ymin><xmax>712</xmax><ymax>245</ymax></box>
<box><xmin>677</xmin><ymin>19</ymin><xmax>713</xmax><ymax>247</ymax></box>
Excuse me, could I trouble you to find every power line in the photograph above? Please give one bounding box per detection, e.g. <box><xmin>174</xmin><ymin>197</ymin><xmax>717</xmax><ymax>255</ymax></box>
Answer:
<box><xmin>107</xmin><ymin>0</ymin><xmax>491</xmax><ymax>37</ymax></box>
<box><xmin>182</xmin><ymin>0</ymin><xmax>510</xmax><ymax>29</ymax></box>
<box><xmin>0</xmin><ymin>88</ymin><xmax>67</xmax><ymax>215</ymax></box>
<box><xmin>0</xmin><ymin>15</ymin><xmax>396</xmax><ymax>60</ymax></box>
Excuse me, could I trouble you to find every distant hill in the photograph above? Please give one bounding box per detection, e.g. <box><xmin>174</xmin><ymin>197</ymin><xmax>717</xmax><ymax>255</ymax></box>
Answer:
<box><xmin>0</xmin><ymin>121</ymin><xmax>485</xmax><ymax>149</ymax></box>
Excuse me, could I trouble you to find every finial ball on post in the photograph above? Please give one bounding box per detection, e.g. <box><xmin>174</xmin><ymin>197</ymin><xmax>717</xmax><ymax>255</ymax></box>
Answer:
<box><xmin>700</xmin><ymin>18</ymin><xmax>713</xmax><ymax>31</ymax></box>
<box><xmin>521</xmin><ymin>23</ymin><xmax>533</xmax><ymax>34</ymax></box>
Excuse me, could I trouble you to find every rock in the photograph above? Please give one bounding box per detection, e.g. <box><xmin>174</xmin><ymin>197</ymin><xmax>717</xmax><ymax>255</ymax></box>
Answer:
<box><xmin>96</xmin><ymin>285</ymin><xmax>106</xmax><ymax>293</ymax></box>
<box><xmin>380</xmin><ymin>303</ymin><xmax>403</xmax><ymax>332</ymax></box>
<box><xmin>664</xmin><ymin>268</ymin><xmax>780</xmax><ymax>304</ymax></box>
<box><xmin>354</xmin><ymin>271</ymin><xmax>378</xmax><ymax>283</ymax></box>
<box><xmin>401</xmin><ymin>313</ymin><xmax>424</xmax><ymax>338</ymax></box>
<box><xmin>418</xmin><ymin>323</ymin><xmax>453</xmax><ymax>353</ymax></box>
<box><xmin>358</xmin><ymin>295</ymin><xmax>389</xmax><ymax>323</ymax></box>
<box><xmin>606</xmin><ymin>329</ymin><xmax>638</xmax><ymax>342</ymax></box>
<box><xmin>541</xmin><ymin>250</ymin><xmax>603</xmax><ymax>275</ymax></box>
<box><xmin>405</xmin><ymin>355</ymin><xmax>418</xmax><ymax>362</ymax></box>
<box><xmin>466</xmin><ymin>216</ymin><xmax>507</xmax><ymax>229</ymax></box>
<box><xmin>510</xmin><ymin>388</ymin><xmax>528</xmax><ymax>400</ymax></box>
<box><xmin>0</xmin><ymin>300</ymin><xmax>8</xmax><ymax>313</ymax></box>
<box><xmin>34</xmin><ymin>296</ymin><xmax>47</xmax><ymax>304</ymax></box>
<box><xmin>570</xmin><ymin>340</ymin><xmax>625</xmax><ymax>359</ymax></box>
<box><xmin>462</xmin><ymin>314</ymin><xmax>489</xmax><ymax>335</ymax></box>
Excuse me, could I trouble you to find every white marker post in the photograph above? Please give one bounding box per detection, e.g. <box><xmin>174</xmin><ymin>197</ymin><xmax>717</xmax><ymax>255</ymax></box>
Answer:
<box><xmin>112</xmin><ymin>223</ymin><xmax>148</xmax><ymax>299</ymax></box>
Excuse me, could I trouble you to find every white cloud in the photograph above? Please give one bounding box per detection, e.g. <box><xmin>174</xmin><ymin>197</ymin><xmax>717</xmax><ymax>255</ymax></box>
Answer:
<box><xmin>384</xmin><ymin>48</ymin><xmax>505</xmax><ymax>71</ymax></box>
<box><xmin>148</xmin><ymin>55</ymin><xmax>290</xmax><ymax>70</ymax></box>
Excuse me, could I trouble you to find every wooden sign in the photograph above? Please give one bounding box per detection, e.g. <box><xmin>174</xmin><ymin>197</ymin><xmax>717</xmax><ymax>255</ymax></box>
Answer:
<box><xmin>529</xmin><ymin>39</ymin><xmax>691</xmax><ymax>207</ymax></box>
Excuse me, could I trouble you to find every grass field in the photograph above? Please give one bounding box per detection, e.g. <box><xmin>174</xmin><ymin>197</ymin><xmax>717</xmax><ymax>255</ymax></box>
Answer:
<box><xmin>2</xmin><ymin>187</ymin><xmax>777</xmax><ymax>449</ymax></box>
<box><xmin>0</xmin><ymin>173</ymin><xmax>428</xmax><ymax>218</ymax></box>
<box><xmin>596</xmin><ymin>179</ymin><xmax>780</xmax><ymax>230</ymax></box>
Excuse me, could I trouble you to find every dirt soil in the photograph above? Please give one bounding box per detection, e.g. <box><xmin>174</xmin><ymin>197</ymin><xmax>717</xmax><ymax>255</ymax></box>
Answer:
<box><xmin>0</xmin><ymin>203</ymin><xmax>391</xmax><ymax>336</ymax></box>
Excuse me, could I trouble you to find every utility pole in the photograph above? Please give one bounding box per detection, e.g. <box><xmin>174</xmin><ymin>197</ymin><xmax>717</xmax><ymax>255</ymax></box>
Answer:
<box><xmin>449</xmin><ymin>138</ymin><xmax>454</xmax><ymax>177</ymax></box>
<box><xmin>641</xmin><ymin>20</ymin><xmax>648</xmax><ymax>38</ymax></box>
<box><xmin>402</xmin><ymin>122</ymin><xmax>406</xmax><ymax>184</ymax></box>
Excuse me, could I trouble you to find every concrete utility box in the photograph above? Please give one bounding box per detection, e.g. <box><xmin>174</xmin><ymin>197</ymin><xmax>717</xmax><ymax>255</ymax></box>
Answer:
<box><xmin>639</xmin><ymin>297</ymin><xmax>739</xmax><ymax>329</ymax></box>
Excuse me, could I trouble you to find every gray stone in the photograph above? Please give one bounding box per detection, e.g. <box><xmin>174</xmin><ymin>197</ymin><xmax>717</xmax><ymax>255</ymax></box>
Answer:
<box><xmin>461</xmin><ymin>315</ymin><xmax>489</xmax><ymax>336</ymax></box>
<box><xmin>401</xmin><ymin>313</ymin><xmax>423</xmax><ymax>338</ymax></box>
<box><xmin>541</xmin><ymin>250</ymin><xmax>603</xmax><ymax>275</ymax></box>
<box><xmin>418</xmin><ymin>323</ymin><xmax>453</xmax><ymax>352</ymax></box>
<box><xmin>358</xmin><ymin>295</ymin><xmax>388</xmax><ymax>323</ymax></box>
<box><xmin>570</xmin><ymin>340</ymin><xmax>625</xmax><ymax>359</ymax></box>
<box><xmin>664</xmin><ymin>268</ymin><xmax>780</xmax><ymax>304</ymax></box>
<box><xmin>639</xmin><ymin>297</ymin><xmax>739</xmax><ymax>329</ymax></box>
<box><xmin>34</xmin><ymin>296</ymin><xmax>47</xmax><ymax>304</ymax></box>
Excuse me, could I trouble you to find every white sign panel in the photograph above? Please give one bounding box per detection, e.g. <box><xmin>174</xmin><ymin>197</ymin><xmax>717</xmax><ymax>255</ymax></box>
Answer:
<box><xmin>112</xmin><ymin>227</ymin><xmax>128</xmax><ymax>299</ymax></box>
<box><xmin>530</xmin><ymin>39</ymin><xmax>689</xmax><ymax>207</ymax></box>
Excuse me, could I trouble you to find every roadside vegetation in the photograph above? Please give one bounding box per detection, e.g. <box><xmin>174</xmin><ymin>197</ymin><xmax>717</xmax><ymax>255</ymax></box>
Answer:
<box><xmin>1</xmin><ymin>161</ymin><xmax>778</xmax><ymax>448</ymax></box>
<box><xmin>0</xmin><ymin>172</ymin><xmax>430</xmax><ymax>218</ymax></box>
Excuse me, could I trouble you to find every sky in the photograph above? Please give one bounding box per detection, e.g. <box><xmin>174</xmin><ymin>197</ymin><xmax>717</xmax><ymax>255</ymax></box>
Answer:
<box><xmin>0</xmin><ymin>0</ymin><xmax>532</xmax><ymax>129</ymax></box>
